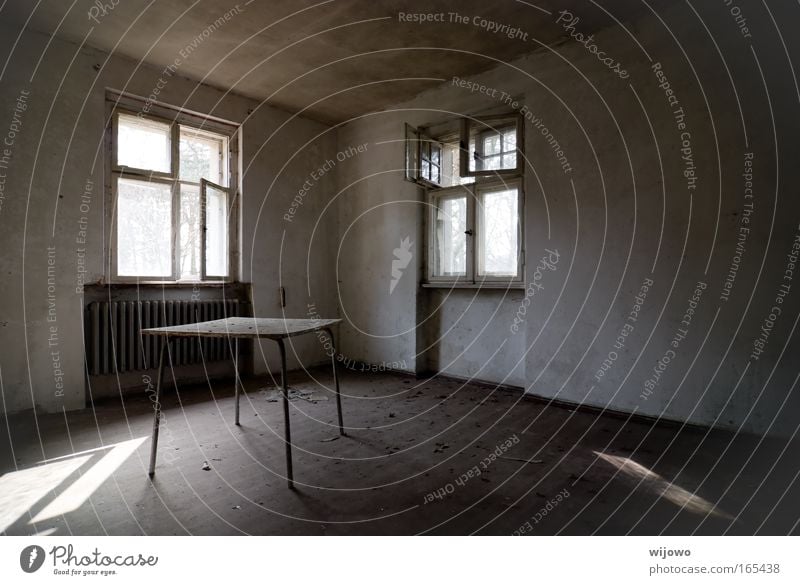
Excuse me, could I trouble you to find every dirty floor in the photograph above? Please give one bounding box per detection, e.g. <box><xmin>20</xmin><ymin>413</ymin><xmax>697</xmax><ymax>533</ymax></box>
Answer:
<box><xmin>1</xmin><ymin>369</ymin><xmax>798</xmax><ymax>535</ymax></box>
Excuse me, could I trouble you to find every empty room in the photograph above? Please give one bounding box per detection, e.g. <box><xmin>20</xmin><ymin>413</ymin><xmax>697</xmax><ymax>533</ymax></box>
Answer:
<box><xmin>1</xmin><ymin>0</ymin><xmax>799</xmax><ymax>581</ymax></box>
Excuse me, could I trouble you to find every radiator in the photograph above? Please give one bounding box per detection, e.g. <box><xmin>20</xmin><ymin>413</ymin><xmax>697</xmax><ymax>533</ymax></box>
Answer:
<box><xmin>86</xmin><ymin>299</ymin><xmax>248</xmax><ymax>375</ymax></box>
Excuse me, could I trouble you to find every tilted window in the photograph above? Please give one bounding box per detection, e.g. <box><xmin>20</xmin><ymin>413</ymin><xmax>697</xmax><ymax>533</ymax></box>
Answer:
<box><xmin>407</xmin><ymin>114</ymin><xmax>524</xmax><ymax>286</ymax></box>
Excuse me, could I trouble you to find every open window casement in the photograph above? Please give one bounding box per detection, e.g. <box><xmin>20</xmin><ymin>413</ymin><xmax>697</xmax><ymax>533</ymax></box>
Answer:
<box><xmin>107</xmin><ymin>94</ymin><xmax>239</xmax><ymax>283</ymax></box>
<box><xmin>404</xmin><ymin>123</ymin><xmax>443</xmax><ymax>188</ymax></box>
<box><xmin>460</xmin><ymin>114</ymin><xmax>524</xmax><ymax>178</ymax></box>
<box><xmin>200</xmin><ymin>179</ymin><xmax>233</xmax><ymax>280</ymax></box>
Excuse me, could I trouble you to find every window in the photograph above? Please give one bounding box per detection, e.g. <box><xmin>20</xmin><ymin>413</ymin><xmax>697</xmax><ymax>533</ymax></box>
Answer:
<box><xmin>461</xmin><ymin>115</ymin><xmax>523</xmax><ymax>176</ymax></box>
<box><xmin>472</xmin><ymin>125</ymin><xmax>517</xmax><ymax>172</ymax></box>
<box><xmin>477</xmin><ymin>183</ymin><xmax>520</xmax><ymax>277</ymax></box>
<box><xmin>405</xmin><ymin>124</ymin><xmax>443</xmax><ymax>187</ymax></box>
<box><xmin>432</xmin><ymin>190</ymin><xmax>468</xmax><ymax>278</ymax></box>
<box><xmin>408</xmin><ymin>114</ymin><xmax>524</xmax><ymax>286</ymax></box>
<box><xmin>419</xmin><ymin>136</ymin><xmax>442</xmax><ymax>185</ymax></box>
<box><xmin>108</xmin><ymin>100</ymin><xmax>238</xmax><ymax>282</ymax></box>
<box><xmin>427</xmin><ymin>179</ymin><xmax>523</xmax><ymax>284</ymax></box>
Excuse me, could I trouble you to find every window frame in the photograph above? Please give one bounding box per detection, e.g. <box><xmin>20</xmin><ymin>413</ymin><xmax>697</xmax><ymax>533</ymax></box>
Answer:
<box><xmin>474</xmin><ymin>177</ymin><xmax>524</xmax><ymax>283</ymax></box>
<box><xmin>460</xmin><ymin>114</ymin><xmax>524</xmax><ymax>178</ymax></box>
<box><xmin>426</xmin><ymin>185</ymin><xmax>474</xmax><ymax>286</ymax></box>
<box><xmin>404</xmin><ymin>123</ymin><xmax>444</xmax><ymax>188</ymax></box>
<box><xmin>105</xmin><ymin>93</ymin><xmax>239</xmax><ymax>284</ymax></box>
<box><xmin>425</xmin><ymin>176</ymin><xmax>524</xmax><ymax>287</ymax></box>
<box><xmin>200</xmin><ymin>178</ymin><xmax>236</xmax><ymax>282</ymax></box>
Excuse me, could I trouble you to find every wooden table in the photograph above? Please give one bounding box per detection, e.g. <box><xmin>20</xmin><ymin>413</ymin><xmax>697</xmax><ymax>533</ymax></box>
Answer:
<box><xmin>141</xmin><ymin>317</ymin><xmax>344</xmax><ymax>488</ymax></box>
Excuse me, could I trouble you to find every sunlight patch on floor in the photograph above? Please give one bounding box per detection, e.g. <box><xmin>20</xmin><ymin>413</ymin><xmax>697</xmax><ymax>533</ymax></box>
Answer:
<box><xmin>0</xmin><ymin>456</ymin><xmax>90</xmax><ymax>533</ymax></box>
<box><xmin>596</xmin><ymin>452</ymin><xmax>732</xmax><ymax>520</ymax></box>
<box><xmin>30</xmin><ymin>437</ymin><xmax>146</xmax><ymax>524</ymax></box>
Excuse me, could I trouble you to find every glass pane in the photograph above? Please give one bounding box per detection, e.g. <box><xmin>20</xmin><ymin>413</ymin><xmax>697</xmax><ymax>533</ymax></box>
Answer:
<box><xmin>405</xmin><ymin>125</ymin><xmax>420</xmax><ymax>180</ymax></box>
<box><xmin>205</xmin><ymin>184</ymin><xmax>229</xmax><ymax>277</ymax></box>
<box><xmin>434</xmin><ymin>195</ymin><xmax>467</xmax><ymax>277</ymax></box>
<box><xmin>432</xmin><ymin>163</ymin><xmax>440</xmax><ymax>185</ymax></box>
<box><xmin>180</xmin><ymin>127</ymin><xmax>225</xmax><ymax>185</ymax></box>
<box><xmin>431</xmin><ymin>144</ymin><xmax>441</xmax><ymax>165</ymax></box>
<box><xmin>421</xmin><ymin>141</ymin><xmax>430</xmax><ymax>160</ymax></box>
<box><xmin>483</xmin><ymin>133</ymin><xmax>501</xmax><ymax>155</ymax></box>
<box><xmin>502</xmin><ymin>153</ymin><xmax>517</xmax><ymax>169</ymax></box>
<box><xmin>117</xmin><ymin>113</ymin><xmax>171</xmax><ymax>173</ymax></box>
<box><xmin>469</xmin><ymin>136</ymin><xmax>477</xmax><ymax>172</ymax></box>
<box><xmin>421</xmin><ymin>160</ymin><xmax>430</xmax><ymax>181</ymax></box>
<box><xmin>503</xmin><ymin>129</ymin><xmax>516</xmax><ymax>149</ymax></box>
<box><xmin>179</xmin><ymin>184</ymin><xmax>201</xmax><ymax>280</ymax></box>
<box><xmin>441</xmin><ymin>143</ymin><xmax>475</xmax><ymax>187</ymax></box>
<box><xmin>116</xmin><ymin>178</ymin><xmax>172</xmax><ymax>276</ymax></box>
<box><xmin>479</xmin><ymin>187</ymin><xmax>518</xmax><ymax>276</ymax></box>
<box><xmin>481</xmin><ymin>155</ymin><xmax>501</xmax><ymax>171</ymax></box>
<box><xmin>442</xmin><ymin>143</ymin><xmax>457</xmax><ymax>187</ymax></box>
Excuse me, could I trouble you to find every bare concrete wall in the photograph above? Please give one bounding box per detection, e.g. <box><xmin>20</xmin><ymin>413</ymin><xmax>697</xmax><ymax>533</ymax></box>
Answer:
<box><xmin>335</xmin><ymin>2</ymin><xmax>800</xmax><ymax>438</ymax></box>
<box><xmin>0</xmin><ymin>20</ymin><xmax>338</xmax><ymax>415</ymax></box>
<box><xmin>5</xmin><ymin>2</ymin><xmax>800</xmax><ymax>440</ymax></box>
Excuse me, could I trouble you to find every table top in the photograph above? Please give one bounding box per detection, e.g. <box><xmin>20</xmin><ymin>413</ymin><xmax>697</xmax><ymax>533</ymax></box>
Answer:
<box><xmin>141</xmin><ymin>317</ymin><xmax>341</xmax><ymax>339</ymax></box>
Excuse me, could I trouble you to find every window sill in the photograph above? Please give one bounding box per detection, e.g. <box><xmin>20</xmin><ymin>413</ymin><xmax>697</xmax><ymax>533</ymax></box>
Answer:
<box><xmin>103</xmin><ymin>281</ymin><xmax>238</xmax><ymax>288</ymax></box>
<box><xmin>421</xmin><ymin>282</ymin><xmax>524</xmax><ymax>290</ymax></box>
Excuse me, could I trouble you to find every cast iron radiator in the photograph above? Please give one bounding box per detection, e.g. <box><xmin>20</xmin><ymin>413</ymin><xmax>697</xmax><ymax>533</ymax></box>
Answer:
<box><xmin>86</xmin><ymin>299</ymin><xmax>248</xmax><ymax>375</ymax></box>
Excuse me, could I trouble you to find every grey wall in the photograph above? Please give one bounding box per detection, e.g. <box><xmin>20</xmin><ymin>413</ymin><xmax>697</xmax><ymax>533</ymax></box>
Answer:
<box><xmin>4</xmin><ymin>2</ymin><xmax>800</xmax><ymax>440</ymax></box>
<box><xmin>335</xmin><ymin>2</ymin><xmax>800</xmax><ymax>438</ymax></box>
<box><xmin>0</xmin><ymin>20</ymin><xmax>338</xmax><ymax>415</ymax></box>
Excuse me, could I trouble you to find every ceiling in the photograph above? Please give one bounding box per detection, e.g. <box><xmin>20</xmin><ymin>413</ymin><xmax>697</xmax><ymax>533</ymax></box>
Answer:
<box><xmin>1</xmin><ymin>0</ymin><xmax>662</xmax><ymax>124</ymax></box>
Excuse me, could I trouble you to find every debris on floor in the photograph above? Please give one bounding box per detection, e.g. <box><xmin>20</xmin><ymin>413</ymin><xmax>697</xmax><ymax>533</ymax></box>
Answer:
<box><xmin>320</xmin><ymin>436</ymin><xmax>340</xmax><ymax>443</ymax></box>
<box><xmin>201</xmin><ymin>461</ymin><xmax>211</xmax><ymax>471</ymax></box>
<box><xmin>261</xmin><ymin>387</ymin><xmax>330</xmax><ymax>403</ymax></box>
<box><xmin>498</xmin><ymin>456</ymin><xmax>544</xmax><ymax>465</ymax></box>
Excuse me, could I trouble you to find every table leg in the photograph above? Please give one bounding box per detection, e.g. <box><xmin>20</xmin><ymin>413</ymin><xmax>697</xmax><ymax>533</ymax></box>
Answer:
<box><xmin>324</xmin><ymin>327</ymin><xmax>345</xmax><ymax>436</ymax></box>
<box><xmin>276</xmin><ymin>338</ymin><xmax>294</xmax><ymax>489</ymax></box>
<box><xmin>148</xmin><ymin>338</ymin><xmax>171</xmax><ymax>477</ymax></box>
<box><xmin>234</xmin><ymin>338</ymin><xmax>240</xmax><ymax>426</ymax></box>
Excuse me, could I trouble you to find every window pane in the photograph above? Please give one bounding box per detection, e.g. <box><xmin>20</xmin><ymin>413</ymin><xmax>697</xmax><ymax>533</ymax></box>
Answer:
<box><xmin>482</xmin><ymin>155</ymin><xmax>501</xmax><ymax>171</ymax></box>
<box><xmin>434</xmin><ymin>195</ymin><xmax>467</xmax><ymax>277</ymax></box>
<box><xmin>483</xmin><ymin>133</ymin><xmax>501</xmax><ymax>155</ymax></box>
<box><xmin>117</xmin><ymin>113</ymin><xmax>171</xmax><ymax>173</ymax></box>
<box><xmin>205</xmin><ymin>184</ymin><xmax>229</xmax><ymax>277</ymax></box>
<box><xmin>180</xmin><ymin>127</ymin><xmax>225</xmax><ymax>185</ymax></box>
<box><xmin>405</xmin><ymin>125</ymin><xmax>420</xmax><ymax>181</ymax></box>
<box><xmin>469</xmin><ymin>136</ymin><xmax>477</xmax><ymax>172</ymax></box>
<box><xmin>421</xmin><ymin>141</ymin><xmax>430</xmax><ymax>160</ymax></box>
<box><xmin>479</xmin><ymin>187</ymin><xmax>518</xmax><ymax>276</ymax></box>
<box><xmin>117</xmin><ymin>178</ymin><xmax>172</xmax><ymax>276</ymax></box>
<box><xmin>478</xmin><ymin>128</ymin><xmax>517</xmax><ymax>172</ymax></box>
<box><xmin>421</xmin><ymin>160</ymin><xmax>430</xmax><ymax>181</ymax></box>
<box><xmin>431</xmin><ymin>144</ymin><xmax>441</xmax><ymax>165</ymax></box>
<box><xmin>442</xmin><ymin>143</ymin><xmax>474</xmax><ymax>187</ymax></box>
<box><xmin>179</xmin><ymin>184</ymin><xmax>201</xmax><ymax>280</ymax></box>
<box><xmin>503</xmin><ymin>129</ymin><xmax>516</xmax><ymax>149</ymax></box>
